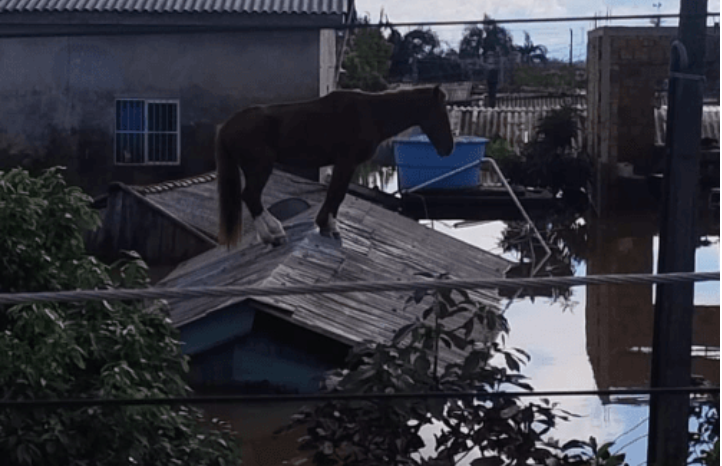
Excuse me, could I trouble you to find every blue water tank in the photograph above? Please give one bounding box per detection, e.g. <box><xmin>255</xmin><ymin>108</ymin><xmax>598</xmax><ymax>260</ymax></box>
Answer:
<box><xmin>394</xmin><ymin>135</ymin><xmax>488</xmax><ymax>190</ymax></box>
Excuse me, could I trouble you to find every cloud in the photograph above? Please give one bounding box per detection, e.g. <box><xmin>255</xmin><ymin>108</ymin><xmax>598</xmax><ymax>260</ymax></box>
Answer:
<box><xmin>356</xmin><ymin>0</ymin><xmax>721</xmax><ymax>59</ymax></box>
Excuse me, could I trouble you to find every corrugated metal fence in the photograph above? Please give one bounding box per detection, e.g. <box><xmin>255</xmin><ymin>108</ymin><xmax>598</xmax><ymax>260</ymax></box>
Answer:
<box><xmin>450</xmin><ymin>104</ymin><xmax>720</xmax><ymax>152</ymax></box>
<box><xmin>654</xmin><ymin>105</ymin><xmax>721</xmax><ymax>145</ymax></box>
<box><xmin>448</xmin><ymin>105</ymin><xmax>587</xmax><ymax>151</ymax></box>
<box><xmin>488</xmin><ymin>94</ymin><xmax>586</xmax><ymax>108</ymax></box>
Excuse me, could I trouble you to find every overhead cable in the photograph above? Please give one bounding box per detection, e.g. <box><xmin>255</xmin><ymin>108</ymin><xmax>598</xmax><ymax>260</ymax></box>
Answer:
<box><xmin>0</xmin><ymin>271</ymin><xmax>717</xmax><ymax>306</ymax></box>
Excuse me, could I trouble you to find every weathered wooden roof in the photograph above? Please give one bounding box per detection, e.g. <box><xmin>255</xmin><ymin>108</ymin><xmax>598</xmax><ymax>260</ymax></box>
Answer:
<box><xmin>150</xmin><ymin>169</ymin><xmax>513</xmax><ymax>361</ymax></box>
<box><xmin>135</xmin><ymin>170</ymin><xmax>331</xmax><ymax>242</ymax></box>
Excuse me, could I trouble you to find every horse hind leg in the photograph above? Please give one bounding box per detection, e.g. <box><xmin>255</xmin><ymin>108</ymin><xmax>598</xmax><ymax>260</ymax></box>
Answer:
<box><xmin>321</xmin><ymin>215</ymin><xmax>340</xmax><ymax>240</ymax></box>
<box><xmin>241</xmin><ymin>146</ymin><xmax>286</xmax><ymax>247</ymax></box>
<box><xmin>254</xmin><ymin>210</ymin><xmax>287</xmax><ymax>246</ymax></box>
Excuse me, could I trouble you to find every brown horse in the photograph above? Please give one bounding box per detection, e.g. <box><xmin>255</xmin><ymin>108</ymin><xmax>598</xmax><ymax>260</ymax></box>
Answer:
<box><xmin>216</xmin><ymin>85</ymin><xmax>455</xmax><ymax>247</ymax></box>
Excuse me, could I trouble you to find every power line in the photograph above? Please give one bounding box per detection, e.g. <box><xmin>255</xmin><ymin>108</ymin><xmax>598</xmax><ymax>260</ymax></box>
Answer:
<box><xmin>0</xmin><ymin>271</ymin><xmax>717</xmax><ymax>306</ymax></box>
<box><xmin>0</xmin><ymin>386</ymin><xmax>717</xmax><ymax>410</ymax></box>
<box><xmin>0</xmin><ymin>12</ymin><xmax>718</xmax><ymax>38</ymax></box>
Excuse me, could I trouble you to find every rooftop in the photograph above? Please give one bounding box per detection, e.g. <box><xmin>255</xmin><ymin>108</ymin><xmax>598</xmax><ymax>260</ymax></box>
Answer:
<box><xmin>0</xmin><ymin>0</ymin><xmax>347</xmax><ymax>14</ymax></box>
<box><xmin>148</xmin><ymin>169</ymin><xmax>512</xmax><ymax>362</ymax></box>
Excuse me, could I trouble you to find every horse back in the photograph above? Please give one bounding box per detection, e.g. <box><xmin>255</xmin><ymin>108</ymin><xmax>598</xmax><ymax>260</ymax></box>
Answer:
<box><xmin>219</xmin><ymin>92</ymin><xmax>382</xmax><ymax>167</ymax></box>
<box><xmin>267</xmin><ymin>92</ymin><xmax>380</xmax><ymax>166</ymax></box>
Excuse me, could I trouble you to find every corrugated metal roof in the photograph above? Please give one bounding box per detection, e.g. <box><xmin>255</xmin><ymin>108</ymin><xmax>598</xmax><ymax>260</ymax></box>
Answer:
<box><xmin>147</xmin><ymin>169</ymin><xmax>512</xmax><ymax>364</ymax></box>
<box><xmin>0</xmin><ymin>0</ymin><xmax>347</xmax><ymax>14</ymax></box>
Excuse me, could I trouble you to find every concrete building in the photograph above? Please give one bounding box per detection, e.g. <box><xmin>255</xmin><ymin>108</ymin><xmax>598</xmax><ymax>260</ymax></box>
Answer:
<box><xmin>585</xmin><ymin>26</ymin><xmax>720</xmax><ymax>212</ymax></box>
<box><xmin>0</xmin><ymin>0</ymin><xmax>350</xmax><ymax>194</ymax></box>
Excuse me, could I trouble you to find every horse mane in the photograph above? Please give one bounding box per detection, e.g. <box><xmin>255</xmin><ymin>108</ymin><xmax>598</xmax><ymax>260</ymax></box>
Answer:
<box><xmin>336</xmin><ymin>85</ymin><xmax>445</xmax><ymax>99</ymax></box>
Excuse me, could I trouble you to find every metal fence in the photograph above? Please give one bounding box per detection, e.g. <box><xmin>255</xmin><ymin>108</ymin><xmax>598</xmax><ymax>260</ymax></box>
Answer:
<box><xmin>481</xmin><ymin>94</ymin><xmax>587</xmax><ymax>109</ymax></box>
<box><xmin>450</xmin><ymin>103</ymin><xmax>720</xmax><ymax>152</ymax></box>
<box><xmin>654</xmin><ymin>105</ymin><xmax>721</xmax><ymax>146</ymax></box>
<box><xmin>448</xmin><ymin>105</ymin><xmax>587</xmax><ymax>151</ymax></box>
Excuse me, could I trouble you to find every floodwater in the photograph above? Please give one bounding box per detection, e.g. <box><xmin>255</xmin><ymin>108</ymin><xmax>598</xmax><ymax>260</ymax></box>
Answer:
<box><xmin>414</xmin><ymin>206</ymin><xmax>720</xmax><ymax>464</ymax></box>
<box><xmin>360</xmin><ymin>167</ymin><xmax>718</xmax><ymax>463</ymax></box>
<box><xmin>200</xmin><ymin>173</ymin><xmax>718</xmax><ymax>466</ymax></box>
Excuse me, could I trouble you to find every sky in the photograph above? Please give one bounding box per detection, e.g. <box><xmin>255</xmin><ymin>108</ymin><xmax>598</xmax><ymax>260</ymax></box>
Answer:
<box><xmin>354</xmin><ymin>0</ymin><xmax>721</xmax><ymax>61</ymax></box>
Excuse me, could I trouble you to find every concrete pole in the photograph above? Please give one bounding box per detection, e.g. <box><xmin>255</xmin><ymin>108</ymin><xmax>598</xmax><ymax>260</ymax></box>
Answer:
<box><xmin>646</xmin><ymin>0</ymin><xmax>708</xmax><ymax>464</ymax></box>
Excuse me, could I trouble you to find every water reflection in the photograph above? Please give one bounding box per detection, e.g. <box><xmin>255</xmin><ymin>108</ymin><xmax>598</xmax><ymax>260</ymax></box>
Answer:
<box><xmin>585</xmin><ymin>211</ymin><xmax>720</xmax><ymax>402</ymax></box>
<box><xmin>428</xmin><ymin>204</ymin><xmax>719</xmax><ymax>464</ymax></box>
<box><xmin>354</xmin><ymin>160</ymin><xmax>397</xmax><ymax>189</ymax></box>
<box><xmin>498</xmin><ymin>209</ymin><xmax>587</xmax><ymax>306</ymax></box>
<box><xmin>494</xmin><ymin>207</ymin><xmax>719</xmax><ymax>394</ymax></box>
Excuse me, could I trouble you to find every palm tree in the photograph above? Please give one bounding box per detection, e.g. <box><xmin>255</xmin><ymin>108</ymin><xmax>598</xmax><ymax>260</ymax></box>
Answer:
<box><xmin>516</xmin><ymin>32</ymin><xmax>548</xmax><ymax>64</ymax></box>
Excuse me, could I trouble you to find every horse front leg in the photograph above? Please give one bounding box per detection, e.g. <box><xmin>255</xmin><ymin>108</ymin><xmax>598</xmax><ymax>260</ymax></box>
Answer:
<box><xmin>316</xmin><ymin>163</ymin><xmax>355</xmax><ymax>240</ymax></box>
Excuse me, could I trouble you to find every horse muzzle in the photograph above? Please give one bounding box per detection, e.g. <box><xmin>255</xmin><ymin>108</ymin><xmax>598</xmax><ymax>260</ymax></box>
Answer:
<box><xmin>438</xmin><ymin>143</ymin><xmax>455</xmax><ymax>157</ymax></box>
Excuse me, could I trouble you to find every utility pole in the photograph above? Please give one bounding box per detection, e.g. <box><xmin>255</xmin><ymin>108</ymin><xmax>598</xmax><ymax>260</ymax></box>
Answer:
<box><xmin>653</xmin><ymin>2</ymin><xmax>663</xmax><ymax>26</ymax></box>
<box><xmin>569</xmin><ymin>29</ymin><xmax>573</xmax><ymax>65</ymax></box>
<box><xmin>646</xmin><ymin>0</ymin><xmax>708</xmax><ymax>464</ymax></box>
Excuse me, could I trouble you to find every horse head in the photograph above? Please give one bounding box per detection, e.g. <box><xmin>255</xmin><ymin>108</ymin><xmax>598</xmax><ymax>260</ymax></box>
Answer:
<box><xmin>418</xmin><ymin>85</ymin><xmax>455</xmax><ymax>157</ymax></box>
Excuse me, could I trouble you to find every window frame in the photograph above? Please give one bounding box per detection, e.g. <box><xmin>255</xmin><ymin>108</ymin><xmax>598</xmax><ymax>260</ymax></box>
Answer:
<box><xmin>114</xmin><ymin>98</ymin><xmax>181</xmax><ymax>166</ymax></box>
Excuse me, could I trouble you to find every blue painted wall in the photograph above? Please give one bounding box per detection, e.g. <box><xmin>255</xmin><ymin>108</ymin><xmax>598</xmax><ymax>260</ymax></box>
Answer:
<box><xmin>232</xmin><ymin>333</ymin><xmax>335</xmax><ymax>393</ymax></box>
<box><xmin>179</xmin><ymin>302</ymin><xmax>255</xmax><ymax>355</ymax></box>
<box><xmin>182</xmin><ymin>304</ymin><xmax>349</xmax><ymax>393</ymax></box>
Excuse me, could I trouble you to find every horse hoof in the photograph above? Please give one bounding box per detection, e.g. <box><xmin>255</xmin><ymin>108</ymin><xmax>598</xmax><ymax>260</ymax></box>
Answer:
<box><xmin>320</xmin><ymin>229</ymin><xmax>341</xmax><ymax>240</ymax></box>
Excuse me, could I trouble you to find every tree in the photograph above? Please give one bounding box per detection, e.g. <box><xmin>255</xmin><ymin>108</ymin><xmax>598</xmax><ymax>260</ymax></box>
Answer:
<box><xmin>278</xmin><ymin>273</ymin><xmax>627</xmax><ymax>466</ymax></box>
<box><xmin>458</xmin><ymin>25</ymin><xmax>483</xmax><ymax>60</ymax></box>
<box><xmin>0</xmin><ymin>167</ymin><xmax>241</xmax><ymax>465</ymax></box>
<box><xmin>458</xmin><ymin>18</ymin><xmax>514</xmax><ymax>62</ymax></box>
<box><xmin>458</xmin><ymin>25</ymin><xmax>485</xmax><ymax>81</ymax></box>
<box><xmin>516</xmin><ymin>32</ymin><xmax>548</xmax><ymax>64</ymax></box>
<box><xmin>457</xmin><ymin>17</ymin><xmax>514</xmax><ymax>106</ymax></box>
<box><xmin>387</xmin><ymin>28</ymin><xmax>464</xmax><ymax>83</ymax></box>
<box><xmin>340</xmin><ymin>21</ymin><xmax>393</xmax><ymax>92</ymax></box>
<box><xmin>689</xmin><ymin>393</ymin><xmax>720</xmax><ymax>466</ymax></box>
<box><xmin>480</xmin><ymin>17</ymin><xmax>514</xmax><ymax>60</ymax></box>
<box><xmin>388</xmin><ymin>28</ymin><xmax>443</xmax><ymax>82</ymax></box>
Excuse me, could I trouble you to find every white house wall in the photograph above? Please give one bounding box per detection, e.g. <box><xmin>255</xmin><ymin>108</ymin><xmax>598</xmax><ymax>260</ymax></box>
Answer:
<box><xmin>0</xmin><ymin>29</ymin><xmax>322</xmax><ymax>194</ymax></box>
<box><xmin>318</xmin><ymin>28</ymin><xmax>336</xmax><ymax>97</ymax></box>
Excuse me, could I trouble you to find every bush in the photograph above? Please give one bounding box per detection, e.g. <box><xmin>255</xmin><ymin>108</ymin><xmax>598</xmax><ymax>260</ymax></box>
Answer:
<box><xmin>0</xmin><ymin>167</ymin><xmax>241</xmax><ymax>465</ymax></box>
<box><xmin>277</xmin><ymin>273</ymin><xmax>627</xmax><ymax>466</ymax></box>
<box><xmin>496</xmin><ymin>106</ymin><xmax>592</xmax><ymax>197</ymax></box>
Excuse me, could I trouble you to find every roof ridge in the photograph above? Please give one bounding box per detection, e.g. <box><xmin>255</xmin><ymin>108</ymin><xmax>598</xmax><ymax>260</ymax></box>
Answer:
<box><xmin>136</xmin><ymin>172</ymin><xmax>217</xmax><ymax>195</ymax></box>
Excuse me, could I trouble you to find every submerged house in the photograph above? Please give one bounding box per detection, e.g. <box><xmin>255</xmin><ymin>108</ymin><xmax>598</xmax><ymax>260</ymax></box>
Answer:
<box><xmin>0</xmin><ymin>0</ymin><xmax>351</xmax><ymax>195</ymax></box>
<box><xmin>89</xmin><ymin>168</ymin><xmax>512</xmax><ymax>391</ymax></box>
<box><xmin>85</xmin><ymin>159</ymin><xmax>514</xmax><ymax>466</ymax></box>
<box><xmin>161</xmin><ymin>210</ymin><xmax>511</xmax><ymax>392</ymax></box>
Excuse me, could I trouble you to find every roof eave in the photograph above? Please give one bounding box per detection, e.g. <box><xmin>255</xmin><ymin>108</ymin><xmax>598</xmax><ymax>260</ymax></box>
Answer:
<box><xmin>110</xmin><ymin>182</ymin><xmax>219</xmax><ymax>248</ymax></box>
<box><xmin>0</xmin><ymin>10</ymin><xmax>347</xmax><ymax>36</ymax></box>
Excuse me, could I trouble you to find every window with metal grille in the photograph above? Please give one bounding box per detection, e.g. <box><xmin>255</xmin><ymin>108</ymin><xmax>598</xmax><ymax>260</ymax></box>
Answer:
<box><xmin>115</xmin><ymin>99</ymin><xmax>180</xmax><ymax>165</ymax></box>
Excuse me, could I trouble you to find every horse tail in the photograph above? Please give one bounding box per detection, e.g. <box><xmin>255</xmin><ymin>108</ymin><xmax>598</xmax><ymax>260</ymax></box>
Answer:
<box><xmin>216</xmin><ymin>125</ymin><xmax>243</xmax><ymax>247</ymax></box>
